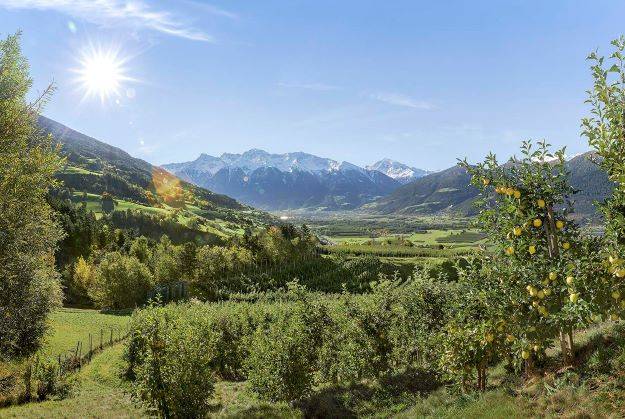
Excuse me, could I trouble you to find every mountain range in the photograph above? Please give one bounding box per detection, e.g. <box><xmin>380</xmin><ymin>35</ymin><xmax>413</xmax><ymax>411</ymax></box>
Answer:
<box><xmin>40</xmin><ymin>114</ymin><xmax>614</xmax><ymax>222</ymax></box>
<box><xmin>163</xmin><ymin>151</ymin><xmax>429</xmax><ymax>210</ymax></box>
<box><xmin>362</xmin><ymin>152</ymin><xmax>612</xmax><ymax>222</ymax></box>
<box><xmin>38</xmin><ymin>116</ymin><xmax>271</xmax><ymax>242</ymax></box>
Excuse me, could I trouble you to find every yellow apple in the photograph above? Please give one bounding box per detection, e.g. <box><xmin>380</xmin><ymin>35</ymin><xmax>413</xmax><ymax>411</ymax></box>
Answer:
<box><xmin>514</xmin><ymin>190</ymin><xmax>521</xmax><ymax>199</ymax></box>
<box><xmin>482</xmin><ymin>178</ymin><xmax>490</xmax><ymax>186</ymax></box>
<box><xmin>556</xmin><ymin>220</ymin><xmax>565</xmax><ymax>229</ymax></box>
<box><xmin>513</xmin><ymin>226</ymin><xmax>522</xmax><ymax>236</ymax></box>
<box><xmin>529</xmin><ymin>245</ymin><xmax>537</xmax><ymax>255</ymax></box>
<box><xmin>522</xmin><ymin>350</ymin><xmax>530</xmax><ymax>359</ymax></box>
<box><xmin>537</xmin><ymin>199</ymin><xmax>546</xmax><ymax>208</ymax></box>
<box><xmin>505</xmin><ymin>246</ymin><xmax>515</xmax><ymax>256</ymax></box>
<box><xmin>566</xmin><ymin>276</ymin><xmax>574</xmax><ymax>286</ymax></box>
<box><xmin>569</xmin><ymin>293</ymin><xmax>579</xmax><ymax>304</ymax></box>
<box><xmin>533</xmin><ymin>219</ymin><xmax>543</xmax><ymax>228</ymax></box>
<box><xmin>544</xmin><ymin>288</ymin><xmax>551</xmax><ymax>296</ymax></box>
<box><xmin>549</xmin><ymin>272</ymin><xmax>557</xmax><ymax>281</ymax></box>
<box><xmin>562</xmin><ymin>242</ymin><xmax>571</xmax><ymax>250</ymax></box>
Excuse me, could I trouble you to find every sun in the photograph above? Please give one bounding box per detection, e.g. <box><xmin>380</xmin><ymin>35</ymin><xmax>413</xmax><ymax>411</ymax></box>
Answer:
<box><xmin>75</xmin><ymin>45</ymin><xmax>132</xmax><ymax>103</ymax></box>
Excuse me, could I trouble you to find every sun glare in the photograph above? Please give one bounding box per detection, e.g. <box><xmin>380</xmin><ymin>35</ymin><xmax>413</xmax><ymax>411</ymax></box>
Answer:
<box><xmin>75</xmin><ymin>45</ymin><xmax>132</xmax><ymax>103</ymax></box>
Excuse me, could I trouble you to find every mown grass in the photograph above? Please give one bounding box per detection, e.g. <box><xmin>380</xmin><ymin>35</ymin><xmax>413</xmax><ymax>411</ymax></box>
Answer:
<box><xmin>61</xmin><ymin>166</ymin><xmax>102</xmax><ymax>176</ymax></box>
<box><xmin>0</xmin><ymin>344</ymin><xmax>147</xmax><ymax>418</ymax></box>
<box><xmin>71</xmin><ymin>192</ymin><xmax>169</xmax><ymax>217</ymax></box>
<box><xmin>41</xmin><ymin>308</ymin><xmax>130</xmax><ymax>360</ymax></box>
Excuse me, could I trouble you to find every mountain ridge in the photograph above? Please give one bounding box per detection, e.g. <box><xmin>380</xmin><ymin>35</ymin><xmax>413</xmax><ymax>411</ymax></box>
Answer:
<box><xmin>363</xmin><ymin>151</ymin><xmax>613</xmax><ymax>221</ymax></box>
<box><xmin>163</xmin><ymin>151</ymin><xmax>429</xmax><ymax>210</ymax></box>
<box><xmin>38</xmin><ymin>116</ymin><xmax>272</xmax><ymax>242</ymax></box>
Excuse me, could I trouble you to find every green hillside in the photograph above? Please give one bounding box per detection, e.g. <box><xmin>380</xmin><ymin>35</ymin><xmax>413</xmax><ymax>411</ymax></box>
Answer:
<box><xmin>363</xmin><ymin>152</ymin><xmax>613</xmax><ymax>222</ymax></box>
<box><xmin>40</xmin><ymin>116</ymin><xmax>272</xmax><ymax>242</ymax></box>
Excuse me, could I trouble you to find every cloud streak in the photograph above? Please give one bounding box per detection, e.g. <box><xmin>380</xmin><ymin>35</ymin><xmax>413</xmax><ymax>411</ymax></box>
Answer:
<box><xmin>369</xmin><ymin>92</ymin><xmax>433</xmax><ymax>109</ymax></box>
<box><xmin>181</xmin><ymin>0</ymin><xmax>238</xmax><ymax>20</ymax></box>
<box><xmin>0</xmin><ymin>0</ymin><xmax>213</xmax><ymax>42</ymax></box>
<box><xmin>277</xmin><ymin>82</ymin><xmax>342</xmax><ymax>92</ymax></box>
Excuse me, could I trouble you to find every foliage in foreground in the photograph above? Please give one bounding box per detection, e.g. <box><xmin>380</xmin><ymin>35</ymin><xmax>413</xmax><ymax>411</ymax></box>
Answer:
<box><xmin>125</xmin><ymin>273</ymin><xmax>455</xmax><ymax>416</ymax></box>
<box><xmin>0</xmin><ymin>32</ymin><xmax>63</xmax><ymax>358</ymax></box>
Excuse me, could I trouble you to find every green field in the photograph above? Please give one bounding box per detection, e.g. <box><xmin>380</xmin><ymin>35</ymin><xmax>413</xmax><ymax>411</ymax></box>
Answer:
<box><xmin>321</xmin><ymin>228</ymin><xmax>485</xmax><ymax>262</ymax></box>
<box><xmin>60</xmin><ymin>166</ymin><xmax>102</xmax><ymax>176</ymax></box>
<box><xmin>0</xmin><ymin>344</ymin><xmax>146</xmax><ymax>418</ymax></box>
<box><xmin>71</xmin><ymin>192</ymin><xmax>169</xmax><ymax>217</ymax></box>
<box><xmin>70</xmin><ymin>192</ymin><xmax>243</xmax><ymax>238</ymax></box>
<box><xmin>41</xmin><ymin>308</ymin><xmax>130</xmax><ymax>360</ymax></box>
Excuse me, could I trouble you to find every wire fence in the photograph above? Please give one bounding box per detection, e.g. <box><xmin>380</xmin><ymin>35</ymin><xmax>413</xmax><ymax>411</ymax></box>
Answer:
<box><xmin>55</xmin><ymin>325</ymin><xmax>130</xmax><ymax>378</ymax></box>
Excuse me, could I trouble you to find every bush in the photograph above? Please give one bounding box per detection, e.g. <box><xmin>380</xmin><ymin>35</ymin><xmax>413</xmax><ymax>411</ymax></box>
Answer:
<box><xmin>246</xmin><ymin>303</ymin><xmax>321</xmax><ymax>402</ymax></box>
<box><xmin>126</xmin><ymin>278</ymin><xmax>455</xmax><ymax>410</ymax></box>
<box><xmin>129</xmin><ymin>305</ymin><xmax>216</xmax><ymax>418</ymax></box>
<box><xmin>89</xmin><ymin>252</ymin><xmax>154</xmax><ymax>309</ymax></box>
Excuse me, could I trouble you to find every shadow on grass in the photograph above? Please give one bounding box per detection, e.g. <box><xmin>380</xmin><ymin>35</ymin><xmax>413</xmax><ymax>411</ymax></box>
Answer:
<box><xmin>296</xmin><ymin>368</ymin><xmax>442</xmax><ymax>419</ymax></box>
<box><xmin>213</xmin><ymin>404</ymin><xmax>300</xmax><ymax>419</ymax></box>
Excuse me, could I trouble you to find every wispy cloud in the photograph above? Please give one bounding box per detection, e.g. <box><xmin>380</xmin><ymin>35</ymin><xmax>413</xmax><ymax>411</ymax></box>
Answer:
<box><xmin>277</xmin><ymin>82</ymin><xmax>342</xmax><ymax>92</ymax></box>
<box><xmin>369</xmin><ymin>92</ymin><xmax>433</xmax><ymax>110</ymax></box>
<box><xmin>181</xmin><ymin>0</ymin><xmax>238</xmax><ymax>20</ymax></box>
<box><xmin>0</xmin><ymin>0</ymin><xmax>213</xmax><ymax>42</ymax></box>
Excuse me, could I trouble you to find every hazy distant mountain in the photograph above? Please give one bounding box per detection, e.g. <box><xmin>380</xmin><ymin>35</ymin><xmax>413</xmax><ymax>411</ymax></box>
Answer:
<box><xmin>363</xmin><ymin>152</ymin><xmax>613</xmax><ymax>221</ymax></box>
<box><xmin>163</xmin><ymin>150</ymin><xmax>410</xmax><ymax>210</ymax></box>
<box><xmin>366</xmin><ymin>158</ymin><xmax>431</xmax><ymax>184</ymax></box>
<box><xmin>361</xmin><ymin>165</ymin><xmax>478</xmax><ymax>215</ymax></box>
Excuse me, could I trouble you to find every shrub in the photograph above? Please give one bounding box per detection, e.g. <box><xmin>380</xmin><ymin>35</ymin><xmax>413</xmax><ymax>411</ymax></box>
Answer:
<box><xmin>126</xmin><ymin>280</ymin><xmax>454</xmax><ymax>409</ymax></box>
<box><xmin>89</xmin><ymin>252</ymin><xmax>154</xmax><ymax>309</ymax></box>
<box><xmin>245</xmin><ymin>304</ymin><xmax>321</xmax><ymax>402</ymax></box>
<box><xmin>129</xmin><ymin>305</ymin><xmax>216</xmax><ymax>418</ymax></box>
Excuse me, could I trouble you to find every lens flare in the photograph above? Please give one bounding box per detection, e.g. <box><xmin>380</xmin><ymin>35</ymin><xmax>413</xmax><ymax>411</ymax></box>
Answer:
<box><xmin>74</xmin><ymin>44</ymin><xmax>133</xmax><ymax>103</ymax></box>
<box><xmin>152</xmin><ymin>168</ymin><xmax>186</xmax><ymax>207</ymax></box>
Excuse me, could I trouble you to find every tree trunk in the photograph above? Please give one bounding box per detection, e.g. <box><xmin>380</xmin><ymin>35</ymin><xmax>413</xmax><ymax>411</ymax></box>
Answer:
<box><xmin>525</xmin><ymin>355</ymin><xmax>535</xmax><ymax>378</ymax></box>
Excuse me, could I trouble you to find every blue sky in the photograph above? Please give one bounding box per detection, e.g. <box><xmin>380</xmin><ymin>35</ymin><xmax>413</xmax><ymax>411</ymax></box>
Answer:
<box><xmin>1</xmin><ymin>1</ymin><xmax>624</xmax><ymax>170</ymax></box>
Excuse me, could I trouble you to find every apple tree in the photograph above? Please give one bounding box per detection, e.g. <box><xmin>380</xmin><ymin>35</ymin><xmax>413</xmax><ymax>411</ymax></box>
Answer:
<box><xmin>582</xmin><ymin>36</ymin><xmax>625</xmax><ymax>322</ymax></box>
<box><xmin>460</xmin><ymin>140</ymin><xmax>601</xmax><ymax>367</ymax></box>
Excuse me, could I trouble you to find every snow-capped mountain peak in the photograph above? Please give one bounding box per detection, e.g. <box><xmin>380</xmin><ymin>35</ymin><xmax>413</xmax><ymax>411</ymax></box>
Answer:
<box><xmin>366</xmin><ymin>158</ymin><xmax>429</xmax><ymax>184</ymax></box>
